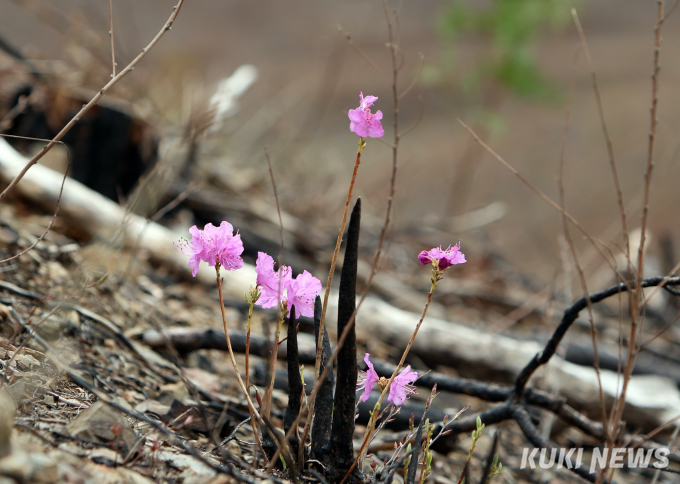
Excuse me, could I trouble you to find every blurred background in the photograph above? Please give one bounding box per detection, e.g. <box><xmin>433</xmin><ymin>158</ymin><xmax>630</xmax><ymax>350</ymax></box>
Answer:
<box><xmin>1</xmin><ymin>0</ymin><xmax>680</xmax><ymax>305</ymax></box>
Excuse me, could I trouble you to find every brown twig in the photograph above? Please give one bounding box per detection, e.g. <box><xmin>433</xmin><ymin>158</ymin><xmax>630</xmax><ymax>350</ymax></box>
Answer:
<box><xmin>108</xmin><ymin>0</ymin><xmax>116</xmax><ymax>77</ymax></box>
<box><xmin>609</xmin><ymin>2</ymin><xmax>667</xmax><ymax>451</ymax></box>
<box><xmin>572</xmin><ymin>10</ymin><xmax>631</xmax><ymax>276</ymax></box>
<box><xmin>456</xmin><ymin>118</ymin><xmax>622</xmax><ymax>279</ymax></box>
<box><xmin>555</xmin><ymin>47</ymin><xmax>609</xmax><ymax>440</ymax></box>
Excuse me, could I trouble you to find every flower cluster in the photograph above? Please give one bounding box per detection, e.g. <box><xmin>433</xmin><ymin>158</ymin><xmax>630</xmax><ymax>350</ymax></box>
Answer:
<box><xmin>175</xmin><ymin>222</ymin><xmax>244</xmax><ymax>277</ymax></box>
<box><xmin>357</xmin><ymin>353</ymin><xmax>418</xmax><ymax>406</ymax></box>
<box><xmin>418</xmin><ymin>244</ymin><xmax>466</xmax><ymax>271</ymax></box>
<box><xmin>176</xmin><ymin>223</ymin><xmax>322</xmax><ymax>318</ymax></box>
<box><xmin>348</xmin><ymin>92</ymin><xmax>385</xmax><ymax>139</ymax></box>
<box><xmin>254</xmin><ymin>252</ymin><xmax>322</xmax><ymax>318</ymax></box>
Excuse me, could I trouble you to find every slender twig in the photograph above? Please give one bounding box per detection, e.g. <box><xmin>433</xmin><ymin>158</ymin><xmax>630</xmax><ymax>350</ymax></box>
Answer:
<box><xmin>556</xmin><ymin>47</ymin><xmax>609</xmax><ymax>439</ymax></box>
<box><xmin>611</xmin><ymin>0</ymin><xmax>665</xmax><ymax>451</ymax></box>
<box><xmin>262</xmin><ymin>148</ymin><xmax>285</xmax><ymax>427</ymax></box>
<box><xmin>572</xmin><ymin>10</ymin><xmax>631</xmax><ymax>277</ymax></box>
<box><xmin>336</xmin><ymin>25</ymin><xmax>389</xmax><ymax>81</ymax></box>
<box><xmin>263</xmin><ymin>309</ymin><xmax>285</xmax><ymax>419</ymax></box>
<box><xmin>457</xmin><ymin>118</ymin><xmax>622</xmax><ymax>279</ymax></box>
<box><xmin>305</xmin><ymin>139</ymin><xmax>364</xmax><ymax>456</ymax></box>
<box><xmin>0</xmin><ymin>0</ymin><xmax>185</xmax><ymax>202</ymax></box>
<box><xmin>215</xmin><ymin>266</ymin><xmax>263</xmax><ymax>423</ymax></box>
<box><xmin>398</xmin><ymin>53</ymin><xmax>424</xmax><ymax>99</ymax></box>
<box><xmin>108</xmin><ymin>0</ymin><xmax>116</xmax><ymax>77</ymax></box>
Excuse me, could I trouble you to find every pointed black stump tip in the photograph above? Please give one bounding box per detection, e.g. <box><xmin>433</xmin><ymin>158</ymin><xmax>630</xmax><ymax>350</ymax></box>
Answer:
<box><xmin>330</xmin><ymin>197</ymin><xmax>362</xmax><ymax>481</ymax></box>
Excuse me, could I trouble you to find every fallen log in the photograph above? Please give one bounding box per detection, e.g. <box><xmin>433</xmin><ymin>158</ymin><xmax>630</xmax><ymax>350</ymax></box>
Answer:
<box><xmin>0</xmin><ymin>138</ymin><xmax>255</xmax><ymax>298</ymax></box>
<box><xmin>348</xmin><ymin>295</ymin><xmax>680</xmax><ymax>430</ymax></box>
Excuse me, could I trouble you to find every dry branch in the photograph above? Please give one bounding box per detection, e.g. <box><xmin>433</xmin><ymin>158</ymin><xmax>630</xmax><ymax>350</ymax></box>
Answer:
<box><xmin>0</xmin><ymin>138</ymin><xmax>255</xmax><ymax>298</ymax></box>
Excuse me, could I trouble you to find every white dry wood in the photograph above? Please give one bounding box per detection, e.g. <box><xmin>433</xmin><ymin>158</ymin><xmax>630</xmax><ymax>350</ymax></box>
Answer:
<box><xmin>0</xmin><ymin>138</ymin><xmax>255</xmax><ymax>298</ymax></box>
<box><xmin>328</xmin><ymin>295</ymin><xmax>680</xmax><ymax>429</ymax></box>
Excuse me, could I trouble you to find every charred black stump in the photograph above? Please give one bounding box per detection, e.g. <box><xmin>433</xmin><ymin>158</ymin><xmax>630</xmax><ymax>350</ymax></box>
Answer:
<box><xmin>329</xmin><ymin>198</ymin><xmax>361</xmax><ymax>482</ymax></box>
<box><xmin>311</xmin><ymin>295</ymin><xmax>334</xmax><ymax>465</ymax></box>
<box><xmin>284</xmin><ymin>306</ymin><xmax>302</xmax><ymax>461</ymax></box>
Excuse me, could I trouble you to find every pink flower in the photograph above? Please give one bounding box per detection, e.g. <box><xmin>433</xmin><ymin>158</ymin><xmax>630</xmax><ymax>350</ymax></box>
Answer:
<box><xmin>348</xmin><ymin>92</ymin><xmax>385</xmax><ymax>138</ymax></box>
<box><xmin>388</xmin><ymin>365</ymin><xmax>418</xmax><ymax>406</ymax></box>
<box><xmin>287</xmin><ymin>270</ymin><xmax>322</xmax><ymax>318</ymax></box>
<box><xmin>357</xmin><ymin>353</ymin><xmax>379</xmax><ymax>402</ymax></box>
<box><xmin>418</xmin><ymin>244</ymin><xmax>466</xmax><ymax>271</ymax></box>
<box><xmin>255</xmin><ymin>252</ymin><xmax>292</xmax><ymax>309</ymax></box>
<box><xmin>254</xmin><ymin>252</ymin><xmax>322</xmax><ymax>316</ymax></box>
<box><xmin>176</xmin><ymin>222</ymin><xmax>244</xmax><ymax>277</ymax></box>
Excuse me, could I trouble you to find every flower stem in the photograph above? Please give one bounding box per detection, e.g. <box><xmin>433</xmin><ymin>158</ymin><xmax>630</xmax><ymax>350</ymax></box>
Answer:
<box><xmin>317</xmin><ymin>139</ymin><xmax>364</xmax><ymax>348</ymax></box>
<box><xmin>309</xmin><ymin>138</ymin><xmax>365</xmax><ymax>451</ymax></box>
<box><xmin>341</xmin><ymin>268</ymin><xmax>441</xmax><ymax>484</ymax></box>
<box><xmin>245</xmin><ymin>300</ymin><xmax>254</xmax><ymax>391</ymax></box>
<box><xmin>243</xmin><ymin>297</ymin><xmax>266</xmax><ymax>462</ymax></box>
<box><xmin>215</xmin><ymin>265</ymin><xmax>267</xmax><ymax>463</ymax></box>
<box><xmin>264</xmin><ymin>305</ymin><xmax>286</xmax><ymax>419</ymax></box>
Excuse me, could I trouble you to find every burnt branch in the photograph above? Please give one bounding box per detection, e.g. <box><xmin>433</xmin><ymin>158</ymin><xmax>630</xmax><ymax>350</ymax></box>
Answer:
<box><xmin>284</xmin><ymin>307</ymin><xmax>303</xmax><ymax>461</ymax></box>
<box><xmin>514</xmin><ymin>276</ymin><xmax>680</xmax><ymax>397</ymax></box>
<box><xmin>330</xmin><ymin>198</ymin><xmax>361</xmax><ymax>482</ymax></box>
<box><xmin>311</xmin><ymin>296</ymin><xmax>334</xmax><ymax>465</ymax></box>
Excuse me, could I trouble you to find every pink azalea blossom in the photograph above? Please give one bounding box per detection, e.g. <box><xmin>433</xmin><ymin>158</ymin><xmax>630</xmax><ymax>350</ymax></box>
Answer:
<box><xmin>348</xmin><ymin>92</ymin><xmax>385</xmax><ymax>138</ymax></box>
<box><xmin>357</xmin><ymin>353</ymin><xmax>379</xmax><ymax>402</ymax></box>
<box><xmin>388</xmin><ymin>365</ymin><xmax>418</xmax><ymax>406</ymax></box>
<box><xmin>254</xmin><ymin>252</ymin><xmax>322</xmax><ymax>316</ymax></box>
<box><xmin>176</xmin><ymin>222</ymin><xmax>244</xmax><ymax>277</ymax></box>
<box><xmin>287</xmin><ymin>270</ymin><xmax>322</xmax><ymax>318</ymax></box>
<box><xmin>255</xmin><ymin>252</ymin><xmax>292</xmax><ymax>309</ymax></box>
<box><xmin>418</xmin><ymin>244</ymin><xmax>466</xmax><ymax>271</ymax></box>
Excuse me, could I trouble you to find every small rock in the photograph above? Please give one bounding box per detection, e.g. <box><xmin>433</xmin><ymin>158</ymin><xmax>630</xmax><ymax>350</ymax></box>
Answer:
<box><xmin>134</xmin><ymin>400</ymin><xmax>170</xmax><ymax>416</ymax></box>
<box><xmin>0</xmin><ymin>452</ymin><xmax>58</xmax><ymax>484</ymax></box>
<box><xmin>12</xmin><ymin>354</ymin><xmax>40</xmax><ymax>369</ymax></box>
<box><xmin>34</xmin><ymin>318</ymin><xmax>70</xmax><ymax>341</ymax></box>
<box><xmin>46</xmin><ymin>261</ymin><xmax>69</xmax><ymax>283</ymax></box>
<box><xmin>0</xmin><ymin>390</ymin><xmax>15</xmax><ymax>459</ymax></box>
<box><xmin>5</xmin><ymin>383</ymin><xmax>25</xmax><ymax>407</ymax></box>
<box><xmin>158</xmin><ymin>382</ymin><xmax>188</xmax><ymax>404</ymax></box>
<box><xmin>66</xmin><ymin>401</ymin><xmax>138</xmax><ymax>455</ymax></box>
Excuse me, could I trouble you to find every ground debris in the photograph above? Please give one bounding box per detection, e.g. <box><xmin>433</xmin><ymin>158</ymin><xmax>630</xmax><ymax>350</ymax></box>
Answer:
<box><xmin>66</xmin><ymin>400</ymin><xmax>139</xmax><ymax>455</ymax></box>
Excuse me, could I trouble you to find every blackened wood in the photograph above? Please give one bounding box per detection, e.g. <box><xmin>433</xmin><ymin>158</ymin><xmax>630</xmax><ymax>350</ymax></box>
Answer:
<box><xmin>514</xmin><ymin>276</ymin><xmax>680</xmax><ymax>398</ymax></box>
<box><xmin>143</xmin><ymin>327</ymin><xmax>320</xmax><ymax>363</ymax></box>
<box><xmin>512</xmin><ymin>405</ymin><xmax>610</xmax><ymax>484</ymax></box>
<box><xmin>330</xmin><ymin>197</ymin><xmax>361</xmax><ymax>482</ymax></box>
<box><xmin>405</xmin><ymin>403</ymin><xmax>429</xmax><ymax>484</ymax></box>
<box><xmin>284</xmin><ymin>307</ymin><xmax>302</xmax><ymax>460</ymax></box>
<box><xmin>311</xmin><ymin>295</ymin><xmax>334</xmax><ymax>465</ymax></box>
